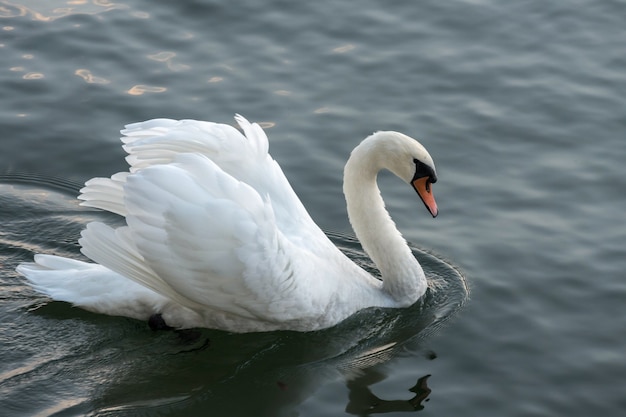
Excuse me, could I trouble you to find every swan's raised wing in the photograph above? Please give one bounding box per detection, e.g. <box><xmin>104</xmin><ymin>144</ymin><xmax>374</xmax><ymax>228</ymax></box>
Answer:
<box><xmin>79</xmin><ymin>152</ymin><xmax>334</xmax><ymax>323</ymax></box>
<box><xmin>79</xmin><ymin>116</ymin><xmax>323</xmax><ymax>247</ymax></box>
<box><xmin>77</xmin><ymin>116</ymin><xmax>350</xmax><ymax>323</ymax></box>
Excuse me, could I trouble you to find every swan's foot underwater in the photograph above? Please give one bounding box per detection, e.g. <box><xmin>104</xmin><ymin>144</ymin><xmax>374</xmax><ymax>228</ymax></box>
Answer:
<box><xmin>148</xmin><ymin>313</ymin><xmax>211</xmax><ymax>353</ymax></box>
<box><xmin>148</xmin><ymin>313</ymin><xmax>173</xmax><ymax>331</ymax></box>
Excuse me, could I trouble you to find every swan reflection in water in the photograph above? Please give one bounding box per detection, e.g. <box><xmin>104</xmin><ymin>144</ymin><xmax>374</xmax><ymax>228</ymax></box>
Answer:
<box><xmin>346</xmin><ymin>372</ymin><xmax>432</xmax><ymax>414</ymax></box>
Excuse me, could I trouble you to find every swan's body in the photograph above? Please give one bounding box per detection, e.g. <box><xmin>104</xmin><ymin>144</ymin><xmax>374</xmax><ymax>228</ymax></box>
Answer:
<box><xmin>17</xmin><ymin>116</ymin><xmax>438</xmax><ymax>332</ymax></box>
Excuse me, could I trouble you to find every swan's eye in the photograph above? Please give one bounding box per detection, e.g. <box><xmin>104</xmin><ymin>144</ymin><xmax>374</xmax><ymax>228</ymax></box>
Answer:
<box><xmin>412</xmin><ymin>159</ymin><xmax>434</xmax><ymax>180</ymax></box>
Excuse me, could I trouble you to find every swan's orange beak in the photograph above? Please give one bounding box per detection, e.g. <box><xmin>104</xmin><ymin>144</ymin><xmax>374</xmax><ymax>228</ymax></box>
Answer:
<box><xmin>412</xmin><ymin>177</ymin><xmax>438</xmax><ymax>218</ymax></box>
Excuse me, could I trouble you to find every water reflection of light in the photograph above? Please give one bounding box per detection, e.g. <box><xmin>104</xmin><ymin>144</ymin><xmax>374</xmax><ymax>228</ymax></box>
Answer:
<box><xmin>127</xmin><ymin>85</ymin><xmax>167</xmax><ymax>95</ymax></box>
<box><xmin>9</xmin><ymin>65</ymin><xmax>45</xmax><ymax>80</ymax></box>
<box><xmin>147</xmin><ymin>51</ymin><xmax>190</xmax><ymax>72</ymax></box>
<box><xmin>31</xmin><ymin>398</ymin><xmax>89</xmax><ymax>417</ymax></box>
<box><xmin>131</xmin><ymin>10</ymin><xmax>150</xmax><ymax>19</ymax></box>
<box><xmin>23</xmin><ymin>72</ymin><xmax>44</xmax><ymax>79</ymax></box>
<box><xmin>333</xmin><ymin>44</ymin><xmax>355</xmax><ymax>54</ymax></box>
<box><xmin>0</xmin><ymin>360</ymin><xmax>43</xmax><ymax>383</ymax></box>
<box><xmin>147</xmin><ymin>51</ymin><xmax>175</xmax><ymax>62</ymax></box>
<box><xmin>208</xmin><ymin>76</ymin><xmax>223</xmax><ymax>83</ymax></box>
<box><xmin>75</xmin><ymin>68</ymin><xmax>109</xmax><ymax>84</ymax></box>
<box><xmin>0</xmin><ymin>0</ymin><xmax>122</xmax><ymax>21</ymax></box>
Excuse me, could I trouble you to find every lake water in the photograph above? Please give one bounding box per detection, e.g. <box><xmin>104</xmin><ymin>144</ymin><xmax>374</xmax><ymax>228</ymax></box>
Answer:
<box><xmin>1</xmin><ymin>0</ymin><xmax>625</xmax><ymax>416</ymax></box>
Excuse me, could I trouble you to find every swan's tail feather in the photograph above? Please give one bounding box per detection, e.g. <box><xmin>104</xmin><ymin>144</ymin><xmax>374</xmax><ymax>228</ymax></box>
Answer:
<box><xmin>16</xmin><ymin>255</ymin><xmax>96</xmax><ymax>302</ymax></box>
<box><xmin>17</xmin><ymin>254</ymin><xmax>180</xmax><ymax>321</ymax></box>
<box><xmin>78</xmin><ymin>222</ymin><xmax>206</xmax><ymax>312</ymax></box>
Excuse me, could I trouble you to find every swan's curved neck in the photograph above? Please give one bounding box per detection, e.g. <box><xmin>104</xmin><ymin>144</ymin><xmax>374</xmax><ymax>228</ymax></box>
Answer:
<box><xmin>343</xmin><ymin>133</ymin><xmax>426</xmax><ymax>305</ymax></box>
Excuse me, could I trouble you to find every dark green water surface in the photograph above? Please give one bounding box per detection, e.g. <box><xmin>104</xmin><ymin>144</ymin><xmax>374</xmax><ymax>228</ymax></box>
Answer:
<box><xmin>1</xmin><ymin>1</ymin><xmax>625</xmax><ymax>416</ymax></box>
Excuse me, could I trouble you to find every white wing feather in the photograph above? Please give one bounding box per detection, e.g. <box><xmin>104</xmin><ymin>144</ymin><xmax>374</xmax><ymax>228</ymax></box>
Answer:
<box><xmin>77</xmin><ymin>118</ymin><xmax>338</xmax><ymax>323</ymax></box>
<box><xmin>80</xmin><ymin>116</ymin><xmax>324</xmax><ymax>245</ymax></box>
<box><xmin>79</xmin><ymin>172</ymin><xmax>128</xmax><ymax>216</ymax></box>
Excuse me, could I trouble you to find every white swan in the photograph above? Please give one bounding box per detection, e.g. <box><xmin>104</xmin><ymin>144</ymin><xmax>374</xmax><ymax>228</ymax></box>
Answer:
<box><xmin>17</xmin><ymin>115</ymin><xmax>438</xmax><ymax>332</ymax></box>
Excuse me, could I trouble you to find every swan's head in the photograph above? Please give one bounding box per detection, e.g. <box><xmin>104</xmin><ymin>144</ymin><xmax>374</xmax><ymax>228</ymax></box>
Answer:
<box><xmin>351</xmin><ymin>131</ymin><xmax>438</xmax><ymax>217</ymax></box>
